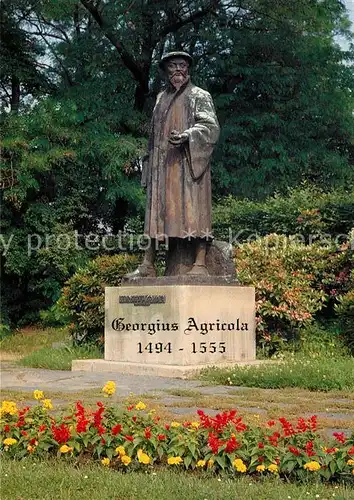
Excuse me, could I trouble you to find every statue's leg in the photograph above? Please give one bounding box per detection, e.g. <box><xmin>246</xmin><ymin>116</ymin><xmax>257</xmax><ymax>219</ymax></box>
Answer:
<box><xmin>187</xmin><ymin>239</ymin><xmax>209</xmax><ymax>275</ymax></box>
<box><xmin>124</xmin><ymin>239</ymin><xmax>156</xmax><ymax>278</ymax></box>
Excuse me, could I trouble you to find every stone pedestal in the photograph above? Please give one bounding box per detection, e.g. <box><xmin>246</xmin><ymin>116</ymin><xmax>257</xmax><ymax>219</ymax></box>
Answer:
<box><xmin>72</xmin><ymin>280</ymin><xmax>256</xmax><ymax>378</ymax></box>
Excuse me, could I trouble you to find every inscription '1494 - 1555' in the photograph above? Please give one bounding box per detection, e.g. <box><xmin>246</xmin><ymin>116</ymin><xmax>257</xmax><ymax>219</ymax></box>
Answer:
<box><xmin>111</xmin><ymin>317</ymin><xmax>249</xmax><ymax>335</ymax></box>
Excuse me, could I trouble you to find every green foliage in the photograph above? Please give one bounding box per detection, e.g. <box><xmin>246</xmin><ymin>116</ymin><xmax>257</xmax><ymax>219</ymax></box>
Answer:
<box><xmin>209</xmin><ymin>0</ymin><xmax>354</xmax><ymax>198</ymax></box>
<box><xmin>60</xmin><ymin>253</ymin><xmax>139</xmax><ymax>345</ymax></box>
<box><xmin>213</xmin><ymin>187</ymin><xmax>354</xmax><ymax>242</ymax></box>
<box><xmin>0</xmin><ymin>99</ymin><xmax>145</xmax><ymax>326</ymax></box>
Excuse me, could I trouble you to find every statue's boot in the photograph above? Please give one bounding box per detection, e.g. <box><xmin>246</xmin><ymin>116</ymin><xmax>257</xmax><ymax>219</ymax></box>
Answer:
<box><xmin>187</xmin><ymin>264</ymin><xmax>209</xmax><ymax>276</ymax></box>
<box><xmin>124</xmin><ymin>262</ymin><xmax>156</xmax><ymax>279</ymax></box>
<box><xmin>187</xmin><ymin>240</ymin><xmax>209</xmax><ymax>276</ymax></box>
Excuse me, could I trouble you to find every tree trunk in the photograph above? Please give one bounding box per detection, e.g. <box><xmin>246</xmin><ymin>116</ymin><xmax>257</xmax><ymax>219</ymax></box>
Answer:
<box><xmin>10</xmin><ymin>75</ymin><xmax>20</xmax><ymax>113</ymax></box>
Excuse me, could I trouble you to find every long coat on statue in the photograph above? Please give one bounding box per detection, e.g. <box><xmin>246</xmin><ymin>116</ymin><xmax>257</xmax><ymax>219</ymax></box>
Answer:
<box><xmin>142</xmin><ymin>80</ymin><xmax>220</xmax><ymax>240</ymax></box>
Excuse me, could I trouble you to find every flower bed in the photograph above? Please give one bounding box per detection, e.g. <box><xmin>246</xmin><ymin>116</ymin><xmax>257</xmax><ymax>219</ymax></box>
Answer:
<box><xmin>1</xmin><ymin>382</ymin><xmax>353</xmax><ymax>484</ymax></box>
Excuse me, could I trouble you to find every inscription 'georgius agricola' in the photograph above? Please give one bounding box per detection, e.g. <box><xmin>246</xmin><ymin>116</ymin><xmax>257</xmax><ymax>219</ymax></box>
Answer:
<box><xmin>111</xmin><ymin>317</ymin><xmax>248</xmax><ymax>335</ymax></box>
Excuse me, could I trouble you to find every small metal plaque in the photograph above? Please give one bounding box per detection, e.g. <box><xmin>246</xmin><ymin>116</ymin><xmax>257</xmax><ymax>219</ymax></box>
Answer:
<box><xmin>119</xmin><ymin>295</ymin><xmax>166</xmax><ymax>307</ymax></box>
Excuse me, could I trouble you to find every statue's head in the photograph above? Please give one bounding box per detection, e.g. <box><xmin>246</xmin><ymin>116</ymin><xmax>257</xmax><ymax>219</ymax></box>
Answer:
<box><xmin>159</xmin><ymin>51</ymin><xmax>193</xmax><ymax>90</ymax></box>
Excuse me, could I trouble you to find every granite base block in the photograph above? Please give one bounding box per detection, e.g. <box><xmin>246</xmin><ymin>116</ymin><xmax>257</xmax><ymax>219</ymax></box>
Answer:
<box><xmin>71</xmin><ymin>359</ymin><xmax>264</xmax><ymax>379</ymax></box>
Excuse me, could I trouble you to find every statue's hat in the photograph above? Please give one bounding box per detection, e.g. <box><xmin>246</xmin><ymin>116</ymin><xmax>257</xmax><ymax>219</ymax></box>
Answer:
<box><xmin>159</xmin><ymin>51</ymin><xmax>193</xmax><ymax>69</ymax></box>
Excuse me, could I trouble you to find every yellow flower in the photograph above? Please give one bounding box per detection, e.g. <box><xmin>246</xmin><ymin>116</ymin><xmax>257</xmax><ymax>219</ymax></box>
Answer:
<box><xmin>121</xmin><ymin>455</ymin><xmax>131</xmax><ymax>466</ymax></box>
<box><xmin>196</xmin><ymin>460</ymin><xmax>206</xmax><ymax>467</ymax></box>
<box><xmin>191</xmin><ymin>422</ymin><xmax>200</xmax><ymax>429</ymax></box>
<box><xmin>207</xmin><ymin>459</ymin><xmax>214</xmax><ymax>468</ymax></box>
<box><xmin>352</xmin><ymin>469</ymin><xmax>354</xmax><ymax>476</ymax></box>
<box><xmin>3</xmin><ymin>438</ymin><xmax>17</xmax><ymax>446</ymax></box>
<box><xmin>267</xmin><ymin>464</ymin><xmax>279</xmax><ymax>474</ymax></box>
<box><xmin>59</xmin><ymin>444</ymin><xmax>73</xmax><ymax>453</ymax></box>
<box><xmin>233</xmin><ymin>458</ymin><xmax>247</xmax><ymax>473</ymax></box>
<box><xmin>167</xmin><ymin>456</ymin><xmax>183</xmax><ymax>465</ymax></box>
<box><xmin>102</xmin><ymin>381</ymin><xmax>116</xmax><ymax>397</ymax></box>
<box><xmin>347</xmin><ymin>459</ymin><xmax>354</xmax><ymax>466</ymax></box>
<box><xmin>101</xmin><ymin>457</ymin><xmax>110</xmax><ymax>466</ymax></box>
<box><xmin>115</xmin><ymin>446</ymin><xmax>126</xmax><ymax>456</ymax></box>
<box><xmin>0</xmin><ymin>401</ymin><xmax>18</xmax><ymax>416</ymax></box>
<box><xmin>304</xmin><ymin>461</ymin><xmax>321</xmax><ymax>472</ymax></box>
<box><xmin>137</xmin><ymin>449</ymin><xmax>151</xmax><ymax>464</ymax></box>
<box><xmin>256</xmin><ymin>464</ymin><xmax>266</xmax><ymax>472</ymax></box>
<box><xmin>42</xmin><ymin>399</ymin><xmax>53</xmax><ymax>410</ymax></box>
<box><xmin>170</xmin><ymin>421</ymin><xmax>181</xmax><ymax>428</ymax></box>
<box><xmin>33</xmin><ymin>390</ymin><xmax>44</xmax><ymax>400</ymax></box>
<box><xmin>27</xmin><ymin>445</ymin><xmax>35</xmax><ymax>453</ymax></box>
<box><xmin>135</xmin><ymin>401</ymin><xmax>146</xmax><ymax>411</ymax></box>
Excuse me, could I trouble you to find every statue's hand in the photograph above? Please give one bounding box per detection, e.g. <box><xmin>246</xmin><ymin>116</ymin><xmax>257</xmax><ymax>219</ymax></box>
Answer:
<box><xmin>169</xmin><ymin>130</ymin><xmax>189</xmax><ymax>145</ymax></box>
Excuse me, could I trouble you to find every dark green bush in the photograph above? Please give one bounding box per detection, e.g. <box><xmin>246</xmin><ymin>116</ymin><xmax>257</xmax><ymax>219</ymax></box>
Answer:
<box><xmin>59</xmin><ymin>253</ymin><xmax>139</xmax><ymax>346</ymax></box>
<box><xmin>213</xmin><ymin>187</ymin><xmax>354</xmax><ymax>243</ymax></box>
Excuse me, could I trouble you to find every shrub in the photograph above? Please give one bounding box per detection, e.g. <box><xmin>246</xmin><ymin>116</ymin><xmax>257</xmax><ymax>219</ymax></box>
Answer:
<box><xmin>335</xmin><ymin>275</ymin><xmax>354</xmax><ymax>354</ymax></box>
<box><xmin>213</xmin><ymin>187</ymin><xmax>354</xmax><ymax>243</ymax></box>
<box><xmin>1</xmin><ymin>389</ymin><xmax>354</xmax><ymax>484</ymax></box>
<box><xmin>59</xmin><ymin>253</ymin><xmax>139</xmax><ymax>346</ymax></box>
<box><xmin>235</xmin><ymin>234</ymin><xmax>353</xmax><ymax>352</ymax></box>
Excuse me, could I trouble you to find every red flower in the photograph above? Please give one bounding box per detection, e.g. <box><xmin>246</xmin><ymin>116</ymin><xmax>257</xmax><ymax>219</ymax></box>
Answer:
<box><xmin>21</xmin><ymin>431</ymin><xmax>28</xmax><ymax>436</ymax></box>
<box><xmin>296</xmin><ymin>418</ymin><xmax>308</xmax><ymax>433</ymax></box>
<box><xmin>165</xmin><ymin>424</ymin><xmax>170</xmax><ymax>431</ymax></box>
<box><xmin>38</xmin><ymin>425</ymin><xmax>47</xmax><ymax>432</ymax></box>
<box><xmin>258</xmin><ymin>442</ymin><xmax>264</xmax><ymax>449</ymax></box>
<box><xmin>144</xmin><ymin>427</ymin><xmax>152</xmax><ymax>439</ymax></box>
<box><xmin>92</xmin><ymin>403</ymin><xmax>105</xmax><ymax>429</ymax></box>
<box><xmin>325</xmin><ymin>447</ymin><xmax>337</xmax><ymax>454</ymax></box>
<box><xmin>288</xmin><ymin>446</ymin><xmax>301</xmax><ymax>456</ymax></box>
<box><xmin>125</xmin><ymin>435</ymin><xmax>134</xmax><ymax>441</ymax></box>
<box><xmin>207</xmin><ymin>433</ymin><xmax>223</xmax><ymax>454</ymax></box>
<box><xmin>16</xmin><ymin>419</ymin><xmax>25</xmax><ymax>428</ymax></box>
<box><xmin>132</xmin><ymin>416</ymin><xmax>137</xmax><ymax>422</ymax></box>
<box><xmin>30</xmin><ymin>438</ymin><xmax>37</xmax><ymax>445</ymax></box>
<box><xmin>51</xmin><ymin>423</ymin><xmax>71</xmax><ymax>444</ymax></box>
<box><xmin>76</xmin><ymin>419</ymin><xmax>89</xmax><ymax>433</ymax></box>
<box><xmin>4</xmin><ymin>424</ymin><xmax>10</xmax><ymax>432</ymax></box>
<box><xmin>157</xmin><ymin>434</ymin><xmax>166</xmax><ymax>441</ymax></box>
<box><xmin>127</xmin><ymin>405</ymin><xmax>134</xmax><ymax>411</ymax></box>
<box><xmin>333</xmin><ymin>432</ymin><xmax>346</xmax><ymax>444</ymax></box>
<box><xmin>97</xmin><ymin>424</ymin><xmax>106</xmax><ymax>436</ymax></box>
<box><xmin>267</xmin><ymin>420</ymin><xmax>276</xmax><ymax>427</ymax></box>
<box><xmin>279</xmin><ymin>417</ymin><xmax>295</xmax><ymax>437</ymax></box>
<box><xmin>112</xmin><ymin>424</ymin><xmax>122</xmax><ymax>436</ymax></box>
<box><xmin>225</xmin><ymin>435</ymin><xmax>240</xmax><ymax>454</ymax></box>
<box><xmin>198</xmin><ymin>409</ymin><xmax>241</xmax><ymax>433</ymax></box>
<box><xmin>257</xmin><ymin>456</ymin><xmax>264</xmax><ymax>463</ymax></box>
<box><xmin>268</xmin><ymin>432</ymin><xmax>280</xmax><ymax>447</ymax></box>
<box><xmin>305</xmin><ymin>440</ymin><xmax>316</xmax><ymax>457</ymax></box>
<box><xmin>348</xmin><ymin>445</ymin><xmax>354</xmax><ymax>456</ymax></box>
<box><xmin>101</xmin><ymin>438</ymin><xmax>106</xmax><ymax>445</ymax></box>
<box><xmin>309</xmin><ymin>415</ymin><xmax>317</xmax><ymax>431</ymax></box>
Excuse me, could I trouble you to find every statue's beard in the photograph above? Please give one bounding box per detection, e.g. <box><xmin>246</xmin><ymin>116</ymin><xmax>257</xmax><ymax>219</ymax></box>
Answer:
<box><xmin>169</xmin><ymin>71</ymin><xmax>189</xmax><ymax>90</ymax></box>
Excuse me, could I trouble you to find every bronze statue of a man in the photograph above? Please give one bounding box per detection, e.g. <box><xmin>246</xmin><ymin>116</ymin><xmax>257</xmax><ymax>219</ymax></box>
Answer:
<box><xmin>129</xmin><ymin>51</ymin><xmax>220</xmax><ymax>277</ymax></box>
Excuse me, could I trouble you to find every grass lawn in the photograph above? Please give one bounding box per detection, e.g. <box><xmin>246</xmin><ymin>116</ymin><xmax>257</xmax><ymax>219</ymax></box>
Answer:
<box><xmin>199</xmin><ymin>354</ymin><xmax>354</xmax><ymax>392</ymax></box>
<box><xmin>1</xmin><ymin>460</ymin><xmax>353</xmax><ymax>500</ymax></box>
<box><xmin>0</xmin><ymin>326</ymin><xmax>102</xmax><ymax>370</ymax></box>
